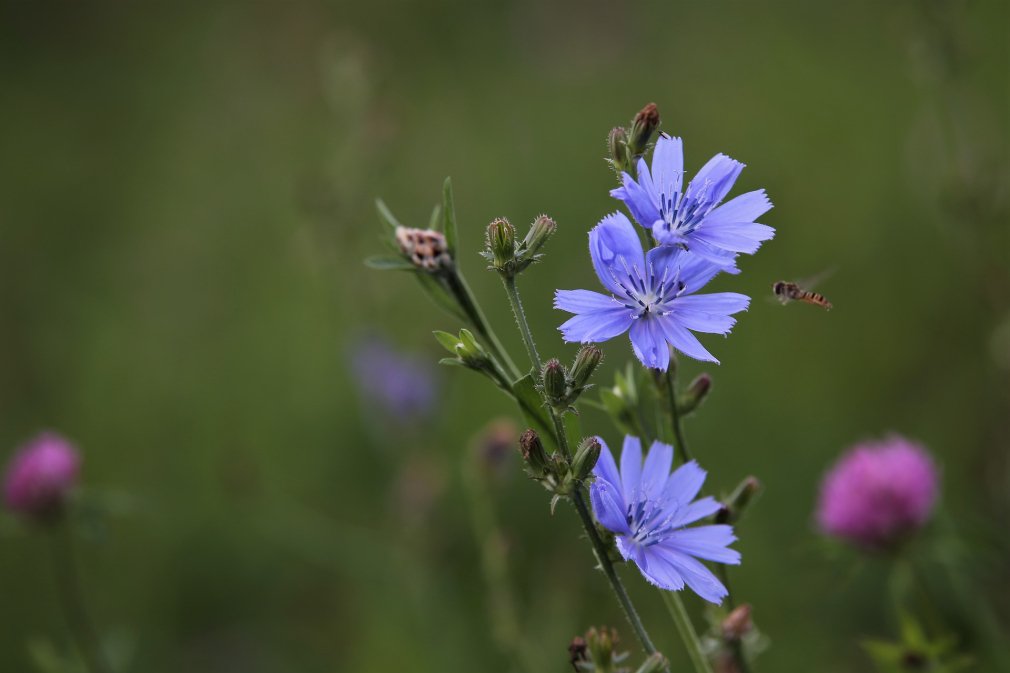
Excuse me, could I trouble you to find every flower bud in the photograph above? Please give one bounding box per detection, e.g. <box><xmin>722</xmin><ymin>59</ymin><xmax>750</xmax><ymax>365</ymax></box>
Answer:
<box><xmin>629</xmin><ymin>102</ymin><xmax>660</xmax><ymax>156</ymax></box>
<box><xmin>395</xmin><ymin>226</ymin><xmax>452</xmax><ymax>272</ymax></box>
<box><xmin>585</xmin><ymin>626</ymin><xmax>621</xmax><ymax>669</ymax></box>
<box><xmin>635</xmin><ymin>653</ymin><xmax>668</xmax><ymax>673</ymax></box>
<box><xmin>3</xmin><ymin>432</ymin><xmax>80</xmax><ymax>521</ymax></box>
<box><xmin>485</xmin><ymin>217</ymin><xmax>516</xmax><ymax>271</ymax></box>
<box><xmin>572</xmin><ymin>437</ymin><xmax>602</xmax><ymax>482</ymax></box>
<box><xmin>721</xmin><ymin>604</ymin><xmax>753</xmax><ymax>642</ymax></box>
<box><xmin>716</xmin><ymin>476</ymin><xmax>761</xmax><ymax>524</ymax></box>
<box><xmin>542</xmin><ymin>358</ymin><xmax>568</xmax><ymax>407</ymax></box>
<box><xmin>569</xmin><ymin>345</ymin><xmax>603</xmax><ymax>392</ymax></box>
<box><xmin>677</xmin><ymin>372</ymin><xmax>712</xmax><ymax>415</ymax></box>
<box><xmin>519</xmin><ymin>429</ymin><xmax>551</xmax><ymax>478</ymax></box>
<box><xmin>607</xmin><ymin>126</ymin><xmax>632</xmax><ymax>174</ymax></box>
<box><xmin>516</xmin><ymin>214</ymin><xmax>557</xmax><ymax>270</ymax></box>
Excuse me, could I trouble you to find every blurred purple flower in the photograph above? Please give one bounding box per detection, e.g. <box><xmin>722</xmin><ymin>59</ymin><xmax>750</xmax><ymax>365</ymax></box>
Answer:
<box><xmin>555</xmin><ymin>212</ymin><xmax>749</xmax><ymax>369</ymax></box>
<box><xmin>4</xmin><ymin>432</ymin><xmax>80</xmax><ymax>519</ymax></box>
<box><xmin>611</xmin><ymin>133</ymin><xmax>775</xmax><ymax>266</ymax></box>
<box><xmin>817</xmin><ymin>435</ymin><xmax>939</xmax><ymax>551</ymax></box>
<box><xmin>350</xmin><ymin>336</ymin><xmax>437</xmax><ymax>423</ymax></box>
<box><xmin>590</xmin><ymin>435</ymin><xmax>740</xmax><ymax>604</ymax></box>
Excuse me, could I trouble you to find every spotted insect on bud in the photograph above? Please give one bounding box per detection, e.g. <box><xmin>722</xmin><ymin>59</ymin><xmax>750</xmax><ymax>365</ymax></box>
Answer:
<box><xmin>485</xmin><ymin>217</ymin><xmax>516</xmax><ymax>272</ymax></box>
<box><xmin>569</xmin><ymin>345</ymin><xmax>603</xmax><ymax>393</ymax></box>
<box><xmin>607</xmin><ymin>126</ymin><xmax>632</xmax><ymax>175</ymax></box>
<box><xmin>572</xmin><ymin>437</ymin><xmax>602</xmax><ymax>482</ymax></box>
<box><xmin>721</xmin><ymin>604</ymin><xmax>753</xmax><ymax>642</ymax></box>
<box><xmin>519</xmin><ymin>429</ymin><xmax>551</xmax><ymax>478</ymax></box>
<box><xmin>542</xmin><ymin>359</ymin><xmax>568</xmax><ymax>407</ymax></box>
<box><xmin>717</xmin><ymin>476</ymin><xmax>762</xmax><ymax>524</ymax></box>
<box><xmin>634</xmin><ymin>653</ymin><xmax>668</xmax><ymax>673</ymax></box>
<box><xmin>629</xmin><ymin>102</ymin><xmax>660</xmax><ymax>157</ymax></box>
<box><xmin>516</xmin><ymin>214</ymin><xmax>557</xmax><ymax>271</ymax></box>
<box><xmin>395</xmin><ymin>226</ymin><xmax>452</xmax><ymax>272</ymax></box>
<box><xmin>678</xmin><ymin>372</ymin><xmax>712</xmax><ymax>416</ymax></box>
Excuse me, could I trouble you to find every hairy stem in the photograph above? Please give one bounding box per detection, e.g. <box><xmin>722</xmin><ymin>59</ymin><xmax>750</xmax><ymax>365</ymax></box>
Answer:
<box><xmin>447</xmin><ymin>269</ymin><xmax>521</xmax><ymax>380</ymax></box>
<box><xmin>50</xmin><ymin>521</ymin><xmax>112</xmax><ymax>673</ymax></box>
<box><xmin>661</xmin><ymin>591</ymin><xmax>715</xmax><ymax>673</ymax></box>
<box><xmin>500</xmin><ymin>275</ymin><xmax>541</xmax><ymax>371</ymax></box>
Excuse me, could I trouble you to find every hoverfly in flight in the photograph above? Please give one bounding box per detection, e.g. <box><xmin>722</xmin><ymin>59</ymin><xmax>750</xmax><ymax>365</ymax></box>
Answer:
<box><xmin>772</xmin><ymin>268</ymin><xmax>835</xmax><ymax>310</ymax></box>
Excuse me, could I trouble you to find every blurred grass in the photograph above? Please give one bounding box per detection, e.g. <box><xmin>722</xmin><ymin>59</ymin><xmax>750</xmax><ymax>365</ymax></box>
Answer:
<box><xmin>0</xmin><ymin>0</ymin><xmax>1007</xmax><ymax>671</ymax></box>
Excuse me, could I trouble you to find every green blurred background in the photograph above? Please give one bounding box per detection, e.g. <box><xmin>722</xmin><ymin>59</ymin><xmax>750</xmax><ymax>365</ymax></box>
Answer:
<box><xmin>1</xmin><ymin>1</ymin><xmax>1007</xmax><ymax>671</ymax></box>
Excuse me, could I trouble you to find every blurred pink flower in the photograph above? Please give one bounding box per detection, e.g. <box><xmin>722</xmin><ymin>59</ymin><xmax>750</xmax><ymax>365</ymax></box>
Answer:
<box><xmin>3</xmin><ymin>432</ymin><xmax>80</xmax><ymax>519</ymax></box>
<box><xmin>817</xmin><ymin>435</ymin><xmax>939</xmax><ymax>551</ymax></box>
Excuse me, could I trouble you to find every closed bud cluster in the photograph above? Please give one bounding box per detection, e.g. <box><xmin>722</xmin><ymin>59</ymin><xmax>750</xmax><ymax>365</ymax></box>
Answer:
<box><xmin>395</xmin><ymin>226</ymin><xmax>452</xmax><ymax>273</ymax></box>
<box><xmin>677</xmin><ymin>372</ymin><xmax>712</xmax><ymax>416</ymax></box>
<box><xmin>433</xmin><ymin>329</ymin><xmax>498</xmax><ymax>382</ymax></box>
<box><xmin>485</xmin><ymin>217</ymin><xmax>516</xmax><ymax>271</ymax></box>
<box><xmin>515</xmin><ymin>214</ymin><xmax>557</xmax><ymax>271</ymax></box>
<box><xmin>518</xmin><ymin>429</ymin><xmax>552</xmax><ymax>479</ymax></box>
<box><xmin>716</xmin><ymin>476</ymin><xmax>762</xmax><ymax>525</ymax></box>
<box><xmin>572</xmin><ymin>437</ymin><xmax>601</xmax><ymax>482</ymax></box>
<box><xmin>629</xmin><ymin>102</ymin><xmax>660</xmax><ymax>157</ymax></box>
<box><xmin>721</xmin><ymin>604</ymin><xmax>753</xmax><ymax>642</ymax></box>
<box><xmin>607</xmin><ymin>126</ymin><xmax>632</xmax><ymax>175</ymax></box>
<box><xmin>541</xmin><ymin>359</ymin><xmax>568</xmax><ymax>407</ymax></box>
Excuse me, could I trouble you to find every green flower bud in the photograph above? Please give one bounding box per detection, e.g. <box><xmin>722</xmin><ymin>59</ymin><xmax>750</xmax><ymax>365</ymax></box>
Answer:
<box><xmin>518</xmin><ymin>428</ymin><xmax>551</xmax><ymax>478</ymax></box>
<box><xmin>516</xmin><ymin>214</ymin><xmax>556</xmax><ymax>270</ymax></box>
<box><xmin>629</xmin><ymin>102</ymin><xmax>660</xmax><ymax>157</ymax></box>
<box><xmin>716</xmin><ymin>476</ymin><xmax>762</xmax><ymax>524</ymax></box>
<box><xmin>570</xmin><ymin>344</ymin><xmax>603</xmax><ymax>392</ymax></box>
<box><xmin>485</xmin><ymin>217</ymin><xmax>516</xmax><ymax>272</ymax></box>
<box><xmin>542</xmin><ymin>358</ymin><xmax>567</xmax><ymax>407</ymax></box>
<box><xmin>634</xmin><ymin>653</ymin><xmax>668</xmax><ymax>673</ymax></box>
<box><xmin>607</xmin><ymin>126</ymin><xmax>632</xmax><ymax>174</ymax></box>
<box><xmin>572</xmin><ymin>437</ymin><xmax>602</xmax><ymax>482</ymax></box>
<box><xmin>585</xmin><ymin>626</ymin><xmax>621</xmax><ymax>669</ymax></box>
<box><xmin>677</xmin><ymin>372</ymin><xmax>712</xmax><ymax>415</ymax></box>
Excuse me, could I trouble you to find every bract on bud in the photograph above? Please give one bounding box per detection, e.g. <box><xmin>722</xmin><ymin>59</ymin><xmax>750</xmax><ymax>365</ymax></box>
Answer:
<box><xmin>519</xmin><ymin>429</ymin><xmax>551</xmax><ymax>478</ymax></box>
<box><xmin>634</xmin><ymin>653</ymin><xmax>668</xmax><ymax>673</ymax></box>
<box><xmin>395</xmin><ymin>226</ymin><xmax>452</xmax><ymax>272</ymax></box>
<box><xmin>607</xmin><ymin>126</ymin><xmax>632</xmax><ymax>174</ymax></box>
<box><xmin>678</xmin><ymin>372</ymin><xmax>712</xmax><ymax>415</ymax></box>
<box><xmin>721</xmin><ymin>604</ymin><xmax>753</xmax><ymax>642</ymax></box>
<box><xmin>542</xmin><ymin>359</ymin><xmax>568</xmax><ymax>407</ymax></box>
<box><xmin>516</xmin><ymin>214</ymin><xmax>557</xmax><ymax>270</ymax></box>
<box><xmin>629</xmin><ymin>102</ymin><xmax>660</xmax><ymax>157</ymax></box>
<box><xmin>570</xmin><ymin>345</ymin><xmax>603</xmax><ymax>392</ymax></box>
<box><xmin>572</xmin><ymin>437</ymin><xmax>602</xmax><ymax>482</ymax></box>
<box><xmin>485</xmin><ymin>217</ymin><xmax>516</xmax><ymax>271</ymax></box>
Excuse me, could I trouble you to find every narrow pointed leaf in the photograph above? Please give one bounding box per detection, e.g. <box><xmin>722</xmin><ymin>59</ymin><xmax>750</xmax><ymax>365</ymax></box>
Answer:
<box><xmin>428</xmin><ymin>203</ymin><xmax>442</xmax><ymax>231</ymax></box>
<box><xmin>415</xmin><ymin>273</ymin><xmax>466</xmax><ymax>322</ymax></box>
<box><xmin>364</xmin><ymin>255</ymin><xmax>416</xmax><ymax>271</ymax></box>
<box><xmin>442</xmin><ymin>177</ymin><xmax>458</xmax><ymax>256</ymax></box>
<box><xmin>375</xmin><ymin>198</ymin><xmax>403</xmax><ymax>232</ymax></box>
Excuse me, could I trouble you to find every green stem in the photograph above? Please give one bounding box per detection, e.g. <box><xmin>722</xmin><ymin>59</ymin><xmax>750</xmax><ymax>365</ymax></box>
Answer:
<box><xmin>500</xmin><ymin>275</ymin><xmax>541</xmax><ymax>371</ymax></box>
<box><xmin>661</xmin><ymin>591</ymin><xmax>715</xmax><ymax>673</ymax></box>
<box><xmin>664</xmin><ymin>365</ymin><xmax>693</xmax><ymax>463</ymax></box>
<box><xmin>50</xmin><ymin>520</ymin><xmax>113</xmax><ymax>673</ymax></box>
<box><xmin>447</xmin><ymin>269</ymin><xmax>521</xmax><ymax>380</ymax></box>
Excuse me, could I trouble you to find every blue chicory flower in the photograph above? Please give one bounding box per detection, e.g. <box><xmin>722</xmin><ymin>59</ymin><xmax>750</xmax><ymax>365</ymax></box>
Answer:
<box><xmin>590</xmin><ymin>435</ymin><xmax>740</xmax><ymax>604</ymax></box>
<box><xmin>555</xmin><ymin>211</ymin><xmax>750</xmax><ymax>369</ymax></box>
<box><xmin>350</xmin><ymin>336</ymin><xmax>438</xmax><ymax>423</ymax></box>
<box><xmin>611</xmin><ymin>133</ymin><xmax>774</xmax><ymax>265</ymax></box>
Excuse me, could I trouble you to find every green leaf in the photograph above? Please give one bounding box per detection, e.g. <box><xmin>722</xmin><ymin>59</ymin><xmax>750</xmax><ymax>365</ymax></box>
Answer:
<box><xmin>364</xmin><ymin>255</ymin><xmax>416</xmax><ymax>271</ymax></box>
<box><xmin>375</xmin><ymin>198</ymin><xmax>402</xmax><ymax>232</ymax></box>
<box><xmin>433</xmin><ymin>330</ymin><xmax>461</xmax><ymax>354</ymax></box>
<box><xmin>414</xmin><ymin>273</ymin><xmax>466</xmax><ymax>323</ymax></box>
<box><xmin>511</xmin><ymin>373</ymin><xmax>557</xmax><ymax>452</ymax></box>
<box><xmin>428</xmin><ymin>203</ymin><xmax>442</xmax><ymax>231</ymax></box>
<box><xmin>438</xmin><ymin>357</ymin><xmax>465</xmax><ymax>367</ymax></box>
<box><xmin>442</xmin><ymin>177</ymin><xmax>458</xmax><ymax>256</ymax></box>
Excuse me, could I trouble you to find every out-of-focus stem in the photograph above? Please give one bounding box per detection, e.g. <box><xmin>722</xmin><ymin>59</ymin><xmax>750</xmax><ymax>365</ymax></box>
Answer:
<box><xmin>50</xmin><ymin>521</ymin><xmax>112</xmax><ymax>673</ymax></box>
<box><xmin>663</xmin><ymin>364</ymin><xmax>693</xmax><ymax>463</ymax></box>
<box><xmin>661</xmin><ymin>591</ymin><xmax>715</xmax><ymax>673</ymax></box>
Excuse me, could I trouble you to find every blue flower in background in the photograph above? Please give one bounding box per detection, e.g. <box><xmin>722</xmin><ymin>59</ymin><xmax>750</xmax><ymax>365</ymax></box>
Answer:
<box><xmin>611</xmin><ymin>133</ymin><xmax>774</xmax><ymax>265</ymax></box>
<box><xmin>555</xmin><ymin>212</ymin><xmax>750</xmax><ymax>369</ymax></box>
<box><xmin>590</xmin><ymin>435</ymin><xmax>739</xmax><ymax>604</ymax></box>
<box><xmin>351</xmin><ymin>336</ymin><xmax>438</xmax><ymax>423</ymax></box>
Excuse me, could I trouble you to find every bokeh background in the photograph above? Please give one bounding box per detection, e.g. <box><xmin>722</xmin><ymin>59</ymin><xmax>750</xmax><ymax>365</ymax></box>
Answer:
<box><xmin>1</xmin><ymin>1</ymin><xmax>1008</xmax><ymax>671</ymax></box>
